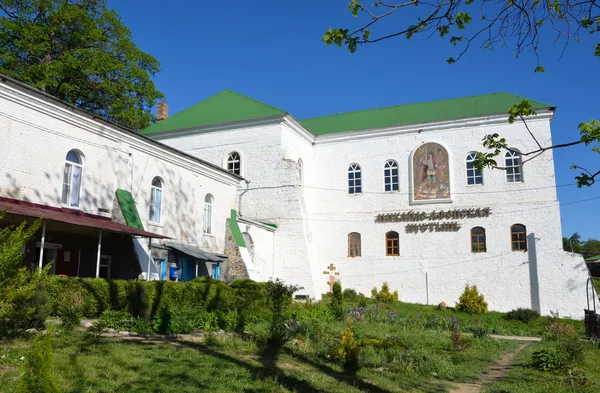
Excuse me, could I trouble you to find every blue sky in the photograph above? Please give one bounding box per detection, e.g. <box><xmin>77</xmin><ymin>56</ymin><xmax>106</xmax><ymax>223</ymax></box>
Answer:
<box><xmin>109</xmin><ymin>0</ymin><xmax>599</xmax><ymax>240</ymax></box>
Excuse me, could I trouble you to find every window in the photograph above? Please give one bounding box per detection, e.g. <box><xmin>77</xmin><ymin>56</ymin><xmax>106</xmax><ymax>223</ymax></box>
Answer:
<box><xmin>348</xmin><ymin>164</ymin><xmax>362</xmax><ymax>194</ymax></box>
<box><xmin>384</xmin><ymin>160</ymin><xmax>399</xmax><ymax>191</ymax></box>
<box><xmin>61</xmin><ymin>150</ymin><xmax>83</xmax><ymax>207</ymax></box>
<box><xmin>348</xmin><ymin>232</ymin><xmax>361</xmax><ymax>257</ymax></box>
<box><xmin>227</xmin><ymin>152</ymin><xmax>241</xmax><ymax>175</ymax></box>
<box><xmin>505</xmin><ymin>151</ymin><xmax>523</xmax><ymax>183</ymax></box>
<box><xmin>386</xmin><ymin>231</ymin><xmax>399</xmax><ymax>256</ymax></box>
<box><xmin>149</xmin><ymin>177</ymin><xmax>163</xmax><ymax>223</ymax></box>
<box><xmin>471</xmin><ymin>227</ymin><xmax>486</xmax><ymax>253</ymax></box>
<box><xmin>298</xmin><ymin>159</ymin><xmax>303</xmax><ymax>185</ymax></box>
<box><xmin>242</xmin><ymin>232</ymin><xmax>255</xmax><ymax>255</ymax></box>
<box><xmin>466</xmin><ymin>152</ymin><xmax>483</xmax><ymax>185</ymax></box>
<box><xmin>511</xmin><ymin>224</ymin><xmax>527</xmax><ymax>251</ymax></box>
<box><xmin>203</xmin><ymin>194</ymin><xmax>214</xmax><ymax>235</ymax></box>
<box><xmin>99</xmin><ymin>255</ymin><xmax>111</xmax><ymax>279</ymax></box>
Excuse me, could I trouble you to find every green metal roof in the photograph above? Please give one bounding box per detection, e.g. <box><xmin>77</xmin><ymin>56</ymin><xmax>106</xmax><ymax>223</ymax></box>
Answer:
<box><xmin>299</xmin><ymin>93</ymin><xmax>554</xmax><ymax>136</ymax></box>
<box><xmin>140</xmin><ymin>90</ymin><xmax>287</xmax><ymax>135</ymax></box>
<box><xmin>115</xmin><ymin>189</ymin><xmax>144</xmax><ymax>230</ymax></box>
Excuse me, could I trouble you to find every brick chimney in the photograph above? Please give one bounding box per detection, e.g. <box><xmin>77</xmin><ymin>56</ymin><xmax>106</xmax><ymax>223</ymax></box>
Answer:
<box><xmin>157</xmin><ymin>102</ymin><xmax>168</xmax><ymax>121</ymax></box>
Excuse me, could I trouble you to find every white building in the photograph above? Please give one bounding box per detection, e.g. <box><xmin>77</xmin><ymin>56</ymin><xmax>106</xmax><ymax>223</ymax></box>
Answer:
<box><xmin>0</xmin><ymin>74</ymin><xmax>255</xmax><ymax>282</ymax></box>
<box><xmin>141</xmin><ymin>90</ymin><xmax>595</xmax><ymax>318</ymax></box>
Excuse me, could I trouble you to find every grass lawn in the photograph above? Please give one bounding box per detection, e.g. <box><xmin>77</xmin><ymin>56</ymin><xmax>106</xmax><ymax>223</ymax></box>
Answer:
<box><xmin>0</xmin><ymin>329</ymin><xmax>519</xmax><ymax>393</ymax></box>
<box><xmin>483</xmin><ymin>340</ymin><xmax>600</xmax><ymax>393</ymax></box>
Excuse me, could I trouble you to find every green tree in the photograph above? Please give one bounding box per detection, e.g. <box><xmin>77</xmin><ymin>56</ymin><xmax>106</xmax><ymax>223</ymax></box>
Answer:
<box><xmin>324</xmin><ymin>1</ymin><xmax>599</xmax><ymax>187</ymax></box>
<box><xmin>0</xmin><ymin>0</ymin><xmax>164</xmax><ymax>130</ymax></box>
<box><xmin>17</xmin><ymin>333</ymin><xmax>61</xmax><ymax>393</ymax></box>
<box><xmin>0</xmin><ymin>212</ymin><xmax>52</xmax><ymax>336</ymax></box>
<box><xmin>563</xmin><ymin>233</ymin><xmax>583</xmax><ymax>254</ymax></box>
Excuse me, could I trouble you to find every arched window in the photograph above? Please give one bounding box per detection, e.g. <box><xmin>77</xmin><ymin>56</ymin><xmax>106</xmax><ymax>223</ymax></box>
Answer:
<box><xmin>384</xmin><ymin>160</ymin><xmax>399</xmax><ymax>192</ymax></box>
<box><xmin>61</xmin><ymin>150</ymin><xmax>83</xmax><ymax>208</ymax></box>
<box><xmin>149</xmin><ymin>177</ymin><xmax>163</xmax><ymax>223</ymax></box>
<box><xmin>203</xmin><ymin>194</ymin><xmax>214</xmax><ymax>235</ymax></box>
<box><xmin>505</xmin><ymin>150</ymin><xmax>523</xmax><ymax>183</ymax></box>
<box><xmin>242</xmin><ymin>232</ymin><xmax>254</xmax><ymax>255</ymax></box>
<box><xmin>348</xmin><ymin>232</ymin><xmax>361</xmax><ymax>257</ymax></box>
<box><xmin>348</xmin><ymin>164</ymin><xmax>362</xmax><ymax>194</ymax></box>
<box><xmin>298</xmin><ymin>159</ymin><xmax>303</xmax><ymax>185</ymax></box>
<box><xmin>466</xmin><ymin>152</ymin><xmax>483</xmax><ymax>185</ymax></box>
<box><xmin>471</xmin><ymin>227</ymin><xmax>486</xmax><ymax>253</ymax></box>
<box><xmin>511</xmin><ymin>224</ymin><xmax>527</xmax><ymax>251</ymax></box>
<box><xmin>227</xmin><ymin>152</ymin><xmax>241</xmax><ymax>175</ymax></box>
<box><xmin>386</xmin><ymin>231</ymin><xmax>399</xmax><ymax>256</ymax></box>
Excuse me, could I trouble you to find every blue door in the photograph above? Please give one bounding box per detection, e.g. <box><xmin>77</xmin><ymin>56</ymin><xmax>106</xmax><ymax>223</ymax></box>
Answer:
<box><xmin>156</xmin><ymin>258</ymin><xmax>167</xmax><ymax>280</ymax></box>
<box><xmin>211</xmin><ymin>264</ymin><xmax>220</xmax><ymax>280</ymax></box>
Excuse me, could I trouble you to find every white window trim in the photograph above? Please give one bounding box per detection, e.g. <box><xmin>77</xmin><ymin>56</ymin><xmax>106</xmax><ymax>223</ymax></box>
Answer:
<box><xmin>465</xmin><ymin>152</ymin><xmax>484</xmax><ymax>186</ymax></box>
<box><xmin>203</xmin><ymin>194</ymin><xmax>214</xmax><ymax>235</ymax></box>
<box><xmin>348</xmin><ymin>163</ymin><xmax>362</xmax><ymax>195</ymax></box>
<box><xmin>149</xmin><ymin>178</ymin><xmax>164</xmax><ymax>225</ymax></box>
<box><xmin>226</xmin><ymin>152</ymin><xmax>242</xmax><ymax>176</ymax></box>
<box><xmin>383</xmin><ymin>160</ymin><xmax>400</xmax><ymax>192</ymax></box>
<box><xmin>61</xmin><ymin>151</ymin><xmax>84</xmax><ymax>209</ymax></box>
<box><xmin>504</xmin><ymin>150</ymin><xmax>524</xmax><ymax>184</ymax></box>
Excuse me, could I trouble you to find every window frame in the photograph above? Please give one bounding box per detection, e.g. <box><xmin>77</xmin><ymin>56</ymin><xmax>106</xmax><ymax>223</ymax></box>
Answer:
<box><xmin>384</xmin><ymin>160</ymin><xmax>399</xmax><ymax>192</ymax></box>
<box><xmin>61</xmin><ymin>150</ymin><xmax>84</xmax><ymax>208</ymax></box>
<box><xmin>99</xmin><ymin>255</ymin><xmax>111</xmax><ymax>279</ymax></box>
<box><xmin>348</xmin><ymin>232</ymin><xmax>361</xmax><ymax>258</ymax></box>
<box><xmin>385</xmin><ymin>231</ymin><xmax>400</xmax><ymax>256</ymax></box>
<box><xmin>348</xmin><ymin>163</ymin><xmax>362</xmax><ymax>194</ymax></box>
<box><xmin>203</xmin><ymin>194</ymin><xmax>214</xmax><ymax>235</ymax></box>
<box><xmin>227</xmin><ymin>152</ymin><xmax>241</xmax><ymax>175</ymax></box>
<box><xmin>470</xmin><ymin>227</ymin><xmax>487</xmax><ymax>253</ymax></box>
<box><xmin>505</xmin><ymin>150</ymin><xmax>523</xmax><ymax>183</ymax></box>
<box><xmin>465</xmin><ymin>152</ymin><xmax>483</xmax><ymax>186</ymax></box>
<box><xmin>510</xmin><ymin>224</ymin><xmax>527</xmax><ymax>251</ymax></box>
<box><xmin>149</xmin><ymin>177</ymin><xmax>163</xmax><ymax>224</ymax></box>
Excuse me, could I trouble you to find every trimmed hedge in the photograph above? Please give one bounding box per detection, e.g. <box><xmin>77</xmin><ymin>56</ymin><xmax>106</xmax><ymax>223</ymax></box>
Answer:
<box><xmin>45</xmin><ymin>276</ymin><xmax>269</xmax><ymax>319</ymax></box>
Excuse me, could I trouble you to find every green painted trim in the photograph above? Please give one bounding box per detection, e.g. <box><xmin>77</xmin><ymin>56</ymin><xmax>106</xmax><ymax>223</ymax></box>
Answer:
<box><xmin>260</xmin><ymin>221</ymin><xmax>278</xmax><ymax>229</ymax></box>
<box><xmin>115</xmin><ymin>189</ymin><xmax>144</xmax><ymax>230</ymax></box>
<box><xmin>227</xmin><ymin>209</ymin><xmax>246</xmax><ymax>248</ymax></box>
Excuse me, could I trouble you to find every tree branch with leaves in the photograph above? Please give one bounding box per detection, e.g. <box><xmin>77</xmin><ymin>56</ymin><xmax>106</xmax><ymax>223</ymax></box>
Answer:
<box><xmin>324</xmin><ymin>0</ymin><xmax>599</xmax><ymax>187</ymax></box>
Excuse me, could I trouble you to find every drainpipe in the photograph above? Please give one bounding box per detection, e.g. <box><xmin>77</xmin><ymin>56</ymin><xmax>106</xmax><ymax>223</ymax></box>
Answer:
<box><xmin>238</xmin><ymin>180</ymin><xmax>251</xmax><ymax>217</ymax></box>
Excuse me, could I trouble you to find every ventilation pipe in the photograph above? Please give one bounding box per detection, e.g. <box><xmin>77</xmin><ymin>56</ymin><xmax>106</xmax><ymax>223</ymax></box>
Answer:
<box><xmin>238</xmin><ymin>180</ymin><xmax>251</xmax><ymax>217</ymax></box>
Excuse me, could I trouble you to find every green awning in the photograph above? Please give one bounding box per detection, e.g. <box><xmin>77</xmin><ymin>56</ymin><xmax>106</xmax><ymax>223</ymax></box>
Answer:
<box><xmin>116</xmin><ymin>189</ymin><xmax>144</xmax><ymax>230</ymax></box>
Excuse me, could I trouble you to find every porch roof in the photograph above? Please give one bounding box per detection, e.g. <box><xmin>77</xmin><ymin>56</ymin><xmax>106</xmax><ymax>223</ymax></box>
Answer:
<box><xmin>164</xmin><ymin>240</ymin><xmax>226</xmax><ymax>263</ymax></box>
<box><xmin>0</xmin><ymin>197</ymin><xmax>167</xmax><ymax>239</ymax></box>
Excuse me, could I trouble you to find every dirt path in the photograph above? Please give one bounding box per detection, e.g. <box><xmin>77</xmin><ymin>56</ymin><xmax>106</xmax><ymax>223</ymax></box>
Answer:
<box><xmin>449</xmin><ymin>342</ymin><xmax>531</xmax><ymax>393</ymax></box>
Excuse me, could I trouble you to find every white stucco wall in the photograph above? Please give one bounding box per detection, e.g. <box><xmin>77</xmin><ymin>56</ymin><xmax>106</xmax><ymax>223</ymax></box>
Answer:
<box><xmin>0</xmin><ymin>81</ymin><xmax>240</xmax><ymax>256</ymax></box>
<box><xmin>149</xmin><ymin>107</ymin><xmax>592</xmax><ymax>318</ymax></box>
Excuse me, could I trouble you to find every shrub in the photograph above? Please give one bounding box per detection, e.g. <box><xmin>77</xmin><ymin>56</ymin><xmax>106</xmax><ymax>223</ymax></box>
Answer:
<box><xmin>128</xmin><ymin>282</ymin><xmax>150</xmax><ymax>319</ymax></box>
<box><xmin>371</xmin><ymin>282</ymin><xmax>399</xmax><ymax>304</ymax></box>
<box><xmin>98</xmin><ymin>310</ymin><xmax>130</xmax><ymax>330</ymax></box>
<box><xmin>56</xmin><ymin>285</ymin><xmax>85</xmax><ymax>331</ymax></box>
<box><xmin>17</xmin><ymin>333</ymin><xmax>61</xmax><ymax>393</ymax></box>
<box><xmin>545</xmin><ymin>321</ymin><xmax>577</xmax><ymax>341</ymax></box>
<box><xmin>560</xmin><ymin>336</ymin><xmax>585</xmax><ymax>364</ymax></box>
<box><xmin>467</xmin><ymin>321</ymin><xmax>490</xmax><ymax>339</ymax></box>
<box><xmin>357</xmin><ymin>294</ymin><xmax>368</xmax><ymax>308</ymax></box>
<box><xmin>266</xmin><ymin>279</ymin><xmax>301</xmax><ymax>347</ymax></box>
<box><xmin>334</xmin><ymin>325</ymin><xmax>360</xmax><ymax>373</ymax></box>
<box><xmin>0</xmin><ymin>216</ymin><xmax>53</xmax><ymax>337</ymax></box>
<box><xmin>342</xmin><ymin>288</ymin><xmax>358</xmax><ymax>300</ymax></box>
<box><xmin>330</xmin><ymin>281</ymin><xmax>344</xmax><ymax>320</ymax></box>
<box><xmin>456</xmin><ymin>284</ymin><xmax>488</xmax><ymax>314</ymax></box>
<box><xmin>504</xmin><ymin>308</ymin><xmax>540</xmax><ymax>324</ymax></box>
<box><xmin>531</xmin><ymin>349</ymin><xmax>563</xmax><ymax>371</ymax></box>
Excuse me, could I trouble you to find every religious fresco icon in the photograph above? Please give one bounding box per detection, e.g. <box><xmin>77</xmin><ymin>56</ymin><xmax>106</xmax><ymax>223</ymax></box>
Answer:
<box><xmin>412</xmin><ymin>142</ymin><xmax>451</xmax><ymax>201</ymax></box>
